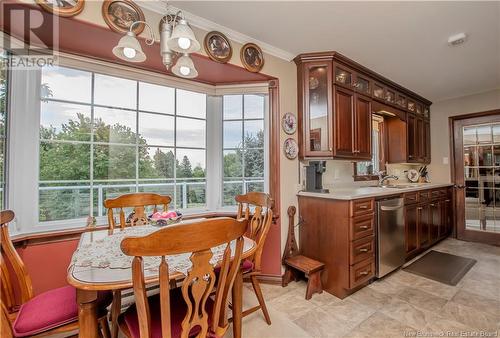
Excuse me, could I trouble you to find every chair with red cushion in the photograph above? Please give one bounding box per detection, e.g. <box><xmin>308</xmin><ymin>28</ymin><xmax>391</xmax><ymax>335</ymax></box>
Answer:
<box><xmin>0</xmin><ymin>210</ymin><xmax>112</xmax><ymax>337</ymax></box>
<box><xmin>104</xmin><ymin>192</ymin><xmax>173</xmax><ymax>338</ymax></box>
<box><xmin>235</xmin><ymin>192</ymin><xmax>274</xmax><ymax>325</ymax></box>
<box><xmin>118</xmin><ymin>217</ymin><xmax>247</xmax><ymax>338</ymax></box>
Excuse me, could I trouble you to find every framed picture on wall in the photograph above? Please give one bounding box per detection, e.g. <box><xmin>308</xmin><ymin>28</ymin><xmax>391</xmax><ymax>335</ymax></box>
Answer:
<box><xmin>102</xmin><ymin>0</ymin><xmax>145</xmax><ymax>35</ymax></box>
<box><xmin>36</xmin><ymin>0</ymin><xmax>85</xmax><ymax>17</ymax></box>
<box><xmin>204</xmin><ymin>31</ymin><xmax>232</xmax><ymax>63</ymax></box>
<box><xmin>240</xmin><ymin>43</ymin><xmax>264</xmax><ymax>73</ymax></box>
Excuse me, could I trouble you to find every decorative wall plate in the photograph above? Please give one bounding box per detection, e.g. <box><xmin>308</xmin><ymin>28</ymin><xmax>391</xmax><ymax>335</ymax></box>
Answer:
<box><xmin>102</xmin><ymin>0</ymin><xmax>145</xmax><ymax>35</ymax></box>
<box><xmin>204</xmin><ymin>31</ymin><xmax>232</xmax><ymax>64</ymax></box>
<box><xmin>281</xmin><ymin>112</ymin><xmax>297</xmax><ymax>135</ymax></box>
<box><xmin>240</xmin><ymin>43</ymin><xmax>264</xmax><ymax>73</ymax></box>
<box><xmin>284</xmin><ymin>138</ymin><xmax>298</xmax><ymax>160</ymax></box>
<box><xmin>36</xmin><ymin>0</ymin><xmax>85</xmax><ymax>17</ymax></box>
<box><xmin>407</xmin><ymin>169</ymin><xmax>419</xmax><ymax>182</ymax></box>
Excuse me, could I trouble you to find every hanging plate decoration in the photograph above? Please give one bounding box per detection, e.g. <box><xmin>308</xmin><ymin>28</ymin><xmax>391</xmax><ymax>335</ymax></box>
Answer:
<box><xmin>281</xmin><ymin>112</ymin><xmax>297</xmax><ymax>135</ymax></box>
<box><xmin>284</xmin><ymin>138</ymin><xmax>298</xmax><ymax>160</ymax></box>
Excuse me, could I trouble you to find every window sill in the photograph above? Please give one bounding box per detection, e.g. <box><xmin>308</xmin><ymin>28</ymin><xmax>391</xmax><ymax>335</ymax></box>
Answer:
<box><xmin>12</xmin><ymin>210</ymin><xmax>239</xmax><ymax>246</ymax></box>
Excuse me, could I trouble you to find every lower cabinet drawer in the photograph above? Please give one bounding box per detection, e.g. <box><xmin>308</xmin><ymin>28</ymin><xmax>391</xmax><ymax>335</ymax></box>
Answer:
<box><xmin>350</xmin><ymin>236</ymin><xmax>375</xmax><ymax>265</ymax></box>
<box><xmin>349</xmin><ymin>257</ymin><xmax>375</xmax><ymax>289</ymax></box>
<box><xmin>349</xmin><ymin>214</ymin><xmax>375</xmax><ymax>240</ymax></box>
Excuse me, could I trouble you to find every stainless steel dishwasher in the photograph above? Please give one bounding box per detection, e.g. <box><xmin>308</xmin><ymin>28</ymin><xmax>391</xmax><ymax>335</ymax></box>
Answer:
<box><xmin>376</xmin><ymin>196</ymin><xmax>405</xmax><ymax>278</ymax></box>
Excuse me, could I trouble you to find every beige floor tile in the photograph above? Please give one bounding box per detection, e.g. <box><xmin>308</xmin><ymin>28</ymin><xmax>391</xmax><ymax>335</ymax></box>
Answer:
<box><xmin>396</xmin><ymin>287</ymin><xmax>448</xmax><ymax>313</ymax></box>
<box><xmin>343</xmin><ymin>312</ymin><xmax>415</xmax><ymax>338</ymax></box>
<box><xmin>319</xmin><ymin>298</ymin><xmax>376</xmax><ymax>328</ymax></box>
<box><xmin>440</xmin><ymin>301</ymin><xmax>499</xmax><ymax>331</ymax></box>
<box><xmin>347</xmin><ymin>286</ymin><xmax>392</xmax><ymax>310</ymax></box>
<box><xmin>451</xmin><ymin>289</ymin><xmax>500</xmax><ymax>317</ymax></box>
<box><xmin>268</xmin><ymin>287</ymin><xmax>320</xmax><ymax>321</ymax></box>
<box><xmin>366</xmin><ymin>276</ymin><xmax>408</xmax><ymax>296</ymax></box>
<box><xmin>293</xmin><ymin>307</ymin><xmax>354</xmax><ymax>338</ymax></box>
<box><xmin>226</xmin><ymin>307</ymin><xmax>313</xmax><ymax>338</ymax></box>
<box><xmin>459</xmin><ymin>277</ymin><xmax>500</xmax><ymax>301</ymax></box>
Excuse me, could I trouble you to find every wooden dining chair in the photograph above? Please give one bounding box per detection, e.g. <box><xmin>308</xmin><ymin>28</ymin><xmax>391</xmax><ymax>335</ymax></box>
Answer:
<box><xmin>104</xmin><ymin>193</ymin><xmax>172</xmax><ymax>232</ymax></box>
<box><xmin>104</xmin><ymin>192</ymin><xmax>172</xmax><ymax>338</ymax></box>
<box><xmin>235</xmin><ymin>192</ymin><xmax>274</xmax><ymax>325</ymax></box>
<box><xmin>117</xmin><ymin>217</ymin><xmax>248</xmax><ymax>338</ymax></box>
<box><xmin>0</xmin><ymin>210</ymin><xmax>112</xmax><ymax>337</ymax></box>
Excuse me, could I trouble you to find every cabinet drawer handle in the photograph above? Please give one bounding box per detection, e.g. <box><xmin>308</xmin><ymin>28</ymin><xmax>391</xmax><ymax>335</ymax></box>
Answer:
<box><xmin>358</xmin><ymin>248</ymin><xmax>369</xmax><ymax>253</ymax></box>
<box><xmin>445</xmin><ymin>199</ymin><xmax>451</xmax><ymax>202</ymax></box>
<box><xmin>359</xmin><ymin>271</ymin><xmax>370</xmax><ymax>276</ymax></box>
<box><xmin>417</xmin><ymin>207</ymin><xmax>423</xmax><ymax>210</ymax></box>
<box><xmin>358</xmin><ymin>205</ymin><xmax>369</xmax><ymax>209</ymax></box>
<box><xmin>358</xmin><ymin>225</ymin><xmax>370</xmax><ymax>229</ymax></box>
<box><xmin>430</xmin><ymin>204</ymin><xmax>436</xmax><ymax>207</ymax></box>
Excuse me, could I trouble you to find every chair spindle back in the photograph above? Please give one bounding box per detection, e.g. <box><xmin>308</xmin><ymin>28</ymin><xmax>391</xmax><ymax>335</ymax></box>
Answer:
<box><xmin>121</xmin><ymin>217</ymin><xmax>248</xmax><ymax>338</ymax></box>
<box><xmin>0</xmin><ymin>210</ymin><xmax>33</xmax><ymax>313</ymax></box>
<box><xmin>104</xmin><ymin>193</ymin><xmax>172</xmax><ymax>233</ymax></box>
<box><xmin>235</xmin><ymin>192</ymin><xmax>274</xmax><ymax>271</ymax></box>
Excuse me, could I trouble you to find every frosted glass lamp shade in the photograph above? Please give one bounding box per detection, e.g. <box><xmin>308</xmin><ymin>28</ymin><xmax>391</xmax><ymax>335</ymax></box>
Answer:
<box><xmin>112</xmin><ymin>32</ymin><xmax>146</xmax><ymax>63</ymax></box>
<box><xmin>167</xmin><ymin>19</ymin><xmax>200</xmax><ymax>53</ymax></box>
<box><xmin>172</xmin><ymin>54</ymin><xmax>198</xmax><ymax>78</ymax></box>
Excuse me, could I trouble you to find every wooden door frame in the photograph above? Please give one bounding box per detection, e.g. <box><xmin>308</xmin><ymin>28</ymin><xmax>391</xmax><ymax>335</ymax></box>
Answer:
<box><xmin>449</xmin><ymin>109</ymin><xmax>500</xmax><ymax>245</ymax></box>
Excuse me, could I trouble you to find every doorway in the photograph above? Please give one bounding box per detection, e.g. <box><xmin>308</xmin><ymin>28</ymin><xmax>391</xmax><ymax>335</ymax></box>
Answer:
<box><xmin>451</xmin><ymin>109</ymin><xmax>500</xmax><ymax>245</ymax></box>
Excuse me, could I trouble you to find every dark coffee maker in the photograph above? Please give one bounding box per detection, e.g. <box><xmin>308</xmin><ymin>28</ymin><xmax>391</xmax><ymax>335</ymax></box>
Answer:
<box><xmin>305</xmin><ymin>161</ymin><xmax>329</xmax><ymax>193</ymax></box>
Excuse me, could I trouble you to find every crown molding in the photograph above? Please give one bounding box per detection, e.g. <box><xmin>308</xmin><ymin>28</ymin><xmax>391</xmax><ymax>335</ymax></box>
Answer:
<box><xmin>139</xmin><ymin>1</ymin><xmax>295</xmax><ymax>61</ymax></box>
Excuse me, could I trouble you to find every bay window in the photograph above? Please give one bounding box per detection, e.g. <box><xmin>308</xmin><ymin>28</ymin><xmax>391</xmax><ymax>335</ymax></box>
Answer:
<box><xmin>6</xmin><ymin>55</ymin><xmax>268</xmax><ymax>233</ymax></box>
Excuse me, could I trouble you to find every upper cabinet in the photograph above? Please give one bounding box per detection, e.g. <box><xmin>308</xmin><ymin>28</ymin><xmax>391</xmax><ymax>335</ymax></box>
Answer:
<box><xmin>294</xmin><ymin>52</ymin><xmax>432</xmax><ymax>163</ymax></box>
<box><xmin>297</xmin><ymin>61</ymin><xmax>333</xmax><ymax>157</ymax></box>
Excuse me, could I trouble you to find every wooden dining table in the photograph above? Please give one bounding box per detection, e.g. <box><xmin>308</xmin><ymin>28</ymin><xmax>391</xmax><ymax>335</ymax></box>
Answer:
<box><xmin>67</xmin><ymin>224</ymin><xmax>256</xmax><ymax>338</ymax></box>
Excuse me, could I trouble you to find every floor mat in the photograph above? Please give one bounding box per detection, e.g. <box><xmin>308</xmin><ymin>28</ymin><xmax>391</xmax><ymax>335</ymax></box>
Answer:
<box><xmin>403</xmin><ymin>250</ymin><xmax>476</xmax><ymax>286</ymax></box>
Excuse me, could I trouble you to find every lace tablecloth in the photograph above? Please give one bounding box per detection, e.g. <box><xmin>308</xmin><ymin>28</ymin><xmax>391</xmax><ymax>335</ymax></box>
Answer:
<box><xmin>71</xmin><ymin>225</ymin><xmax>243</xmax><ymax>276</ymax></box>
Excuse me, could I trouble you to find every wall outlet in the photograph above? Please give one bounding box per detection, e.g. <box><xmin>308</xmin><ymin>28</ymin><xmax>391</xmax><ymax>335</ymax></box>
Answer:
<box><xmin>443</xmin><ymin>157</ymin><xmax>449</xmax><ymax>165</ymax></box>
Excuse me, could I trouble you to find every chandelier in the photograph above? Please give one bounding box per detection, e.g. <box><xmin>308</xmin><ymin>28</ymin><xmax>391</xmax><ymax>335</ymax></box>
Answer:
<box><xmin>112</xmin><ymin>7</ymin><xmax>200</xmax><ymax>79</ymax></box>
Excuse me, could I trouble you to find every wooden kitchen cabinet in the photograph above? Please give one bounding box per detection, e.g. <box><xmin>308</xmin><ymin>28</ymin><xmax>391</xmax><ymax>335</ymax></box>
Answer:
<box><xmin>404</xmin><ymin>187</ymin><xmax>452</xmax><ymax>259</ymax></box>
<box><xmin>295</xmin><ymin>51</ymin><xmax>431</xmax><ymax>162</ymax></box>
<box><xmin>406</xmin><ymin>112</ymin><xmax>431</xmax><ymax>164</ymax></box>
<box><xmin>333</xmin><ymin>87</ymin><xmax>372</xmax><ymax>159</ymax></box>
<box><xmin>405</xmin><ymin>204</ymin><xmax>419</xmax><ymax>255</ymax></box>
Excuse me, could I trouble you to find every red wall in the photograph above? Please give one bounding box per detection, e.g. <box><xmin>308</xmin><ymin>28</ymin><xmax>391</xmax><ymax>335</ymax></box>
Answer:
<box><xmin>17</xmin><ymin>239</ymin><xmax>79</xmax><ymax>295</ymax></box>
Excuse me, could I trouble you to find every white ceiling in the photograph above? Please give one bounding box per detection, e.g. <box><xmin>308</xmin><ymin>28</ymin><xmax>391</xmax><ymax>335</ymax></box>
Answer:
<box><xmin>165</xmin><ymin>1</ymin><xmax>500</xmax><ymax>102</ymax></box>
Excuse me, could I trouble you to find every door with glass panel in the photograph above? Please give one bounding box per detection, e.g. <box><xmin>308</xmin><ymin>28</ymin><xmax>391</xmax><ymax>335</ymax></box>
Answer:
<box><xmin>453</xmin><ymin>111</ymin><xmax>500</xmax><ymax>245</ymax></box>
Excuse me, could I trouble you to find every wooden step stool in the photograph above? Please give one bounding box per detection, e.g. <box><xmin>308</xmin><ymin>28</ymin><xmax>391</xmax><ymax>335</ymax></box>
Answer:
<box><xmin>282</xmin><ymin>206</ymin><xmax>325</xmax><ymax>300</ymax></box>
<box><xmin>283</xmin><ymin>255</ymin><xmax>325</xmax><ymax>300</ymax></box>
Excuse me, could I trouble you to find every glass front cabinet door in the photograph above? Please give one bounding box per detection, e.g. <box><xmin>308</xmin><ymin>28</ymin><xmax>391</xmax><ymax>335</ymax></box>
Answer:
<box><xmin>302</xmin><ymin>61</ymin><xmax>333</xmax><ymax>157</ymax></box>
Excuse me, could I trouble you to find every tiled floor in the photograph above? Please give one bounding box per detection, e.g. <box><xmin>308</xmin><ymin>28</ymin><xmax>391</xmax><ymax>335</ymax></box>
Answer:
<box><xmin>229</xmin><ymin>238</ymin><xmax>500</xmax><ymax>338</ymax></box>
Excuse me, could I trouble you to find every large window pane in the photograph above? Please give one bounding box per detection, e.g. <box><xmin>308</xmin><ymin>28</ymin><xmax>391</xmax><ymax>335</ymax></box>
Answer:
<box><xmin>244</xmin><ymin>148</ymin><xmax>264</xmax><ymax>177</ymax></box>
<box><xmin>176</xmin><ymin>148</ymin><xmax>206</xmax><ymax>178</ymax></box>
<box><xmin>244</xmin><ymin>120</ymin><xmax>264</xmax><ymax>147</ymax></box>
<box><xmin>139</xmin><ymin>113</ymin><xmax>174</xmax><ymax>147</ymax></box>
<box><xmin>40</xmin><ymin>101</ymin><xmax>91</xmax><ymax>142</ymax></box>
<box><xmin>176</xmin><ymin>117</ymin><xmax>206</xmax><ymax>148</ymax></box>
<box><xmin>94</xmin><ymin>74</ymin><xmax>136</xmax><ymax>109</ymax></box>
<box><xmin>223</xmin><ymin>182</ymin><xmax>243</xmax><ymax>206</ymax></box>
<box><xmin>223</xmin><ymin>150</ymin><xmax>242</xmax><ymax>178</ymax></box>
<box><xmin>139</xmin><ymin>147</ymin><xmax>175</xmax><ymax>179</ymax></box>
<box><xmin>244</xmin><ymin>94</ymin><xmax>264</xmax><ymax>119</ymax></box>
<box><xmin>39</xmin><ymin>183</ymin><xmax>91</xmax><ymax>222</ymax></box>
<box><xmin>41</xmin><ymin>66</ymin><xmax>91</xmax><ymax>103</ymax></box>
<box><xmin>177</xmin><ymin>89</ymin><xmax>206</xmax><ymax>119</ymax></box>
<box><xmin>94</xmin><ymin>107</ymin><xmax>137</xmax><ymax>144</ymax></box>
<box><xmin>138</xmin><ymin>82</ymin><xmax>175</xmax><ymax>114</ymax></box>
<box><xmin>223</xmin><ymin>95</ymin><xmax>242</xmax><ymax>120</ymax></box>
<box><xmin>223</xmin><ymin>121</ymin><xmax>242</xmax><ymax>148</ymax></box>
<box><xmin>39</xmin><ymin>142</ymin><xmax>90</xmax><ymax>181</ymax></box>
<box><xmin>93</xmin><ymin>144</ymin><xmax>137</xmax><ymax>180</ymax></box>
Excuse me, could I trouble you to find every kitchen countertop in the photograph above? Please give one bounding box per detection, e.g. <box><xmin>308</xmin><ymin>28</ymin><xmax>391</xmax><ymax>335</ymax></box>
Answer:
<box><xmin>297</xmin><ymin>183</ymin><xmax>453</xmax><ymax>200</ymax></box>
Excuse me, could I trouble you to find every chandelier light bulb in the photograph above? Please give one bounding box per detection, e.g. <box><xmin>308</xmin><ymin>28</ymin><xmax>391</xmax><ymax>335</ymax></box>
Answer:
<box><xmin>123</xmin><ymin>47</ymin><xmax>137</xmax><ymax>59</ymax></box>
<box><xmin>180</xmin><ymin>66</ymin><xmax>191</xmax><ymax>76</ymax></box>
<box><xmin>177</xmin><ymin>37</ymin><xmax>191</xmax><ymax>50</ymax></box>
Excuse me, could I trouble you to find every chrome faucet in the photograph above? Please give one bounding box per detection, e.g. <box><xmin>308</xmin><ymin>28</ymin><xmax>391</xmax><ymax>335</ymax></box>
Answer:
<box><xmin>378</xmin><ymin>172</ymin><xmax>399</xmax><ymax>187</ymax></box>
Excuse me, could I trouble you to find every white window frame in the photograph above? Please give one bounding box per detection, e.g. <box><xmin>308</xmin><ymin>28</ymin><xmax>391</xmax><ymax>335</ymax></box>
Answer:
<box><xmin>6</xmin><ymin>53</ymin><xmax>269</xmax><ymax>235</ymax></box>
